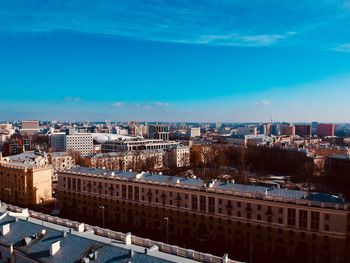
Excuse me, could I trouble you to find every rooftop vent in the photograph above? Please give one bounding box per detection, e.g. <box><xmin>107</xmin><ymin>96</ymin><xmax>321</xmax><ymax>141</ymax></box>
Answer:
<box><xmin>50</xmin><ymin>241</ymin><xmax>60</xmax><ymax>256</ymax></box>
<box><xmin>0</xmin><ymin>223</ymin><xmax>10</xmax><ymax>236</ymax></box>
<box><xmin>125</xmin><ymin>232</ymin><xmax>132</xmax><ymax>245</ymax></box>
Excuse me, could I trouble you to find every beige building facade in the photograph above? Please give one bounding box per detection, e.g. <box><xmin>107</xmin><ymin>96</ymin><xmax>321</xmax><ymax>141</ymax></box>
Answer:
<box><xmin>57</xmin><ymin>167</ymin><xmax>350</xmax><ymax>263</ymax></box>
<box><xmin>0</xmin><ymin>153</ymin><xmax>53</xmax><ymax>206</ymax></box>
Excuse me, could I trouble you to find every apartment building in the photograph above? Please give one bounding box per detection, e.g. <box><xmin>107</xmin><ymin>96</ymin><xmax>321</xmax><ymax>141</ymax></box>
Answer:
<box><xmin>295</xmin><ymin>124</ymin><xmax>312</xmax><ymax>137</ymax></box>
<box><xmin>0</xmin><ymin>153</ymin><xmax>53</xmax><ymax>206</ymax></box>
<box><xmin>57</xmin><ymin>167</ymin><xmax>350</xmax><ymax>263</ymax></box>
<box><xmin>0</xmin><ymin>123</ymin><xmax>15</xmax><ymax>143</ymax></box>
<box><xmin>83</xmin><ymin>150</ymin><xmax>164</xmax><ymax>171</ymax></box>
<box><xmin>149</xmin><ymin>125</ymin><xmax>170</xmax><ymax>141</ymax></box>
<box><xmin>20</xmin><ymin>120</ymin><xmax>40</xmax><ymax>135</ymax></box>
<box><xmin>166</xmin><ymin>145</ymin><xmax>190</xmax><ymax>168</ymax></box>
<box><xmin>50</xmin><ymin>132</ymin><xmax>93</xmax><ymax>156</ymax></box>
<box><xmin>0</xmin><ymin>204</ymin><xmax>235</xmax><ymax>263</ymax></box>
<box><xmin>317</xmin><ymin>123</ymin><xmax>335</xmax><ymax>137</ymax></box>
<box><xmin>2</xmin><ymin>138</ymin><xmax>31</xmax><ymax>156</ymax></box>
<box><xmin>102</xmin><ymin>139</ymin><xmax>179</xmax><ymax>152</ymax></box>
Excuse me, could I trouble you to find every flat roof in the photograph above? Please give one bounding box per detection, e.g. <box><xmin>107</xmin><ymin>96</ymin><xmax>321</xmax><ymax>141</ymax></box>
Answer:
<box><xmin>0</xmin><ymin>206</ymin><xmax>199</xmax><ymax>263</ymax></box>
<box><xmin>61</xmin><ymin>166</ymin><xmax>346</xmax><ymax>204</ymax></box>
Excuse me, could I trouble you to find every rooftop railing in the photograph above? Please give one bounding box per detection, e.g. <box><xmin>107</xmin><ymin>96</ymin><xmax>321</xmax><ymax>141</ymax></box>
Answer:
<box><xmin>1</xmin><ymin>202</ymin><xmax>241</xmax><ymax>263</ymax></box>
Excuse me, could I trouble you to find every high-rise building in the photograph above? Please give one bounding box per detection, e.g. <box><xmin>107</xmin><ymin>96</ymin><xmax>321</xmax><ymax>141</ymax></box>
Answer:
<box><xmin>149</xmin><ymin>125</ymin><xmax>170</xmax><ymax>141</ymax></box>
<box><xmin>280</xmin><ymin>123</ymin><xmax>296</xmax><ymax>136</ymax></box>
<box><xmin>2</xmin><ymin>138</ymin><xmax>31</xmax><ymax>156</ymax></box>
<box><xmin>317</xmin><ymin>123</ymin><xmax>335</xmax><ymax>137</ymax></box>
<box><xmin>311</xmin><ymin>121</ymin><xmax>319</xmax><ymax>135</ymax></box>
<box><xmin>50</xmin><ymin>132</ymin><xmax>93</xmax><ymax>156</ymax></box>
<box><xmin>295</xmin><ymin>124</ymin><xmax>311</xmax><ymax>137</ymax></box>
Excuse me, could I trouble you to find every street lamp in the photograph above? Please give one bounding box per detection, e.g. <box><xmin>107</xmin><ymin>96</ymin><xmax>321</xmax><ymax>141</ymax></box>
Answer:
<box><xmin>164</xmin><ymin>217</ymin><xmax>169</xmax><ymax>244</ymax></box>
<box><xmin>99</xmin><ymin>206</ymin><xmax>105</xmax><ymax>228</ymax></box>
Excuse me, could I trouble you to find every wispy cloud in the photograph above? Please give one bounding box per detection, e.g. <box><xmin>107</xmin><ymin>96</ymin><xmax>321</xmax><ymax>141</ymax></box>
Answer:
<box><xmin>64</xmin><ymin>96</ymin><xmax>81</xmax><ymax>102</ymax></box>
<box><xmin>0</xmin><ymin>1</ymin><xmax>348</xmax><ymax>48</ymax></box>
<box><xmin>112</xmin><ymin>102</ymin><xmax>124</xmax><ymax>107</ymax></box>
<box><xmin>155</xmin><ymin>102</ymin><xmax>169</xmax><ymax>107</ymax></box>
<box><xmin>333</xmin><ymin>43</ymin><xmax>350</xmax><ymax>52</ymax></box>
<box><xmin>111</xmin><ymin>102</ymin><xmax>169</xmax><ymax>110</ymax></box>
<box><xmin>197</xmin><ymin>32</ymin><xmax>297</xmax><ymax>46</ymax></box>
<box><xmin>254</xmin><ymin>99</ymin><xmax>271</xmax><ymax>107</ymax></box>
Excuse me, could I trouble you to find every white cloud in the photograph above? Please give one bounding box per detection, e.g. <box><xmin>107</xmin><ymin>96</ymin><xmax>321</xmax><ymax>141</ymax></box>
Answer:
<box><xmin>112</xmin><ymin>102</ymin><xmax>124</xmax><ymax>107</ymax></box>
<box><xmin>155</xmin><ymin>102</ymin><xmax>169</xmax><ymax>107</ymax></box>
<box><xmin>64</xmin><ymin>96</ymin><xmax>81</xmax><ymax>102</ymax></box>
<box><xmin>254</xmin><ymin>99</ymin><xmax>271</xmax><ymax>106</ymax></box>
<box><xmin>197</xmin><ymin>31</ymin><xmax>297</xmax><ymax>46</ymax></box>
<box><xmin>333</xmin><ymin>43</ymin><xmax>350</xmax><ymax>52</ymax></box>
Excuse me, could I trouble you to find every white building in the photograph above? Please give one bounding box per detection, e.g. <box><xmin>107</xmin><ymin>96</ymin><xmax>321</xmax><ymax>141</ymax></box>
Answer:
<box><xmin>50</xmin><ymin>132</ymin><xmax>93</xmax><ymax>156</ymax></box>
<box><xmin>236</xmin><ymin>127</ymin><xmax>258</xmax><ymax>136</ymax></box>
<box><xmin>50</xmin><ymin>132</ymin><xmax>66</xmax><ymax>152</ymax></box>
<box><xmin>65</xmin><ymin>133</ymin><xmax>93</xmax><ymax>156</ymax></box>
<box><xmin>0</xmin><ymin>123</ymin><xmax>15</xmax><ymax>142</ymax></box>
<box><xmin>166</xmin><ymin>145</ymin><xmax>190</xmax><ymax>168</ymax></box>
<box><xmin>189</xmin><ymin>127</ymin><xmax>201</xmax><ymax>138</ymax></box>
<box><xmin>20</xmin><ymin>120</ymin><xmax>40</xmax><ymax>135</ymax></box>
<box><xmin>102</xmin><ymin>139</ymin><xmax>179</xmax><ymax>152</ymax></box>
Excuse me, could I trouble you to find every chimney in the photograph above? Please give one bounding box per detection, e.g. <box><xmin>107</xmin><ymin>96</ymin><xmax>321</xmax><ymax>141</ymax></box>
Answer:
<box><xmin>77</xmin><ymin>223</ymin><xmax>85</xmax><ymax>233</ymax></box>
<box><xmin>125</xmin><ymin>232</ymin><xmax>132</xmax><ymax>245</ymax></box>
<box><xmin>0</xmin><ymin>223</ymin><xmax>10</xmax><ymax>236</ymax></box>
<box><xmin>222</xmin><ymin>253</ymin><xmax>229</xmax><ymax>263</ymax></box>
<box><xmin>50</xmin><ymin>241</ymin><xmax>61</xmax><ymax>256</ymax></box>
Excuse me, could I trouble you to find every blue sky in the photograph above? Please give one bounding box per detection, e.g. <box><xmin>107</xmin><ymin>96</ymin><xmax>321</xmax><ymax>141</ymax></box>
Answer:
<box><xmin>1</xmin><ymin>0</ymin><xmax>350</xmax><ymax>122</ymax></box>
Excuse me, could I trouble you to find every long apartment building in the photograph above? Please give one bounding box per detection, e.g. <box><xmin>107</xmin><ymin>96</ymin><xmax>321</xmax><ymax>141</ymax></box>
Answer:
<box><xmin>0</xmin><ymin>203</ymin><xmax>239</xmax><ymax>263</ymax></box>
<box><xmin>57</xmin><ymin>166</ymin><xmax>350</xmax><ymax>263</ymax></box>
<box><xmin>102</xmin><ymin>139</ymin><xmax>179</xmax><ymax>152</ymax></box>
<box><xmin>83</xmin><ymin>150</ymin><xmax>165</xmax><ymax>170</ymax></box>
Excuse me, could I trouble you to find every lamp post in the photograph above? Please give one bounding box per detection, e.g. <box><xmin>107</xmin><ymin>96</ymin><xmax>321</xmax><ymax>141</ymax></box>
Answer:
<box><xmin>164</xmin><ymin>217</ymin><xmax>169</xmax><ymax>244</ymax></box>
<box><xmin>99</xmin><ymin>206</ymin><xmax>105</xmax><ymax>228</ymax></box>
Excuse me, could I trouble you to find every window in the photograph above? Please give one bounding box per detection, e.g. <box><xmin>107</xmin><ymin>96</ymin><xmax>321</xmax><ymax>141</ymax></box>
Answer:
<box><xmin>237</xmin><ymin>201</ymin><xmax>241</xmax><ymax>208</ymax></box>
<box><xmin>192</xmin><ymin>195</ymin><xmax>198</xmax><ymax>210</ymax></box>
<box><xmin>299</xmin><ymin>210</ymin><xmax>308</xmax><ymax>229</ymax></box>
<box><xmin>311</xmin><ymin>211</ymin><xmax>320</xmax><ymax>231</ymax></box>
<box><xmin>200</xmin><ymin>195</ymin><xmax>206</xmax><ymax>212</ymax></box>
<box><xmin>208</xmin><ymin>197</ymin><xmax>215</xmax><ymax>213</ymax></box>
<box><xmin>122</xmin><ymin>185</ymin><xmax>127</xmax><ymax>198</ymax></box>
<box><xmin>257</xmin><ymin>214</ymin><xmax>261</xmax><ymax>220</ymax></box>
<box><xmin>287</xmin><ymin>208</ymin><xmax>296</xmax><ymax>226</ymax></box>
<box><xmin>134</xmin><ymin>187</ymin><xmax>139</xmax><ymax>200</ymax></box>
<box><xmin>325</xmin><ymin>214</ymin><xmax>330</xmax><ymax>221</ymax></box>
<box><xmin>128</xmin><ymin>185</ymin><xmax>133</xmax><ymax>199</ymax></box>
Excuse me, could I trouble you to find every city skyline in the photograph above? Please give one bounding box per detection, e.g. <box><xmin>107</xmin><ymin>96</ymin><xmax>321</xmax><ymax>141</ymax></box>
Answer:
<box><xmin>1</xmin><ymin>0</ymin><xmax>350</xmax><ymax>122</ymax></box>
